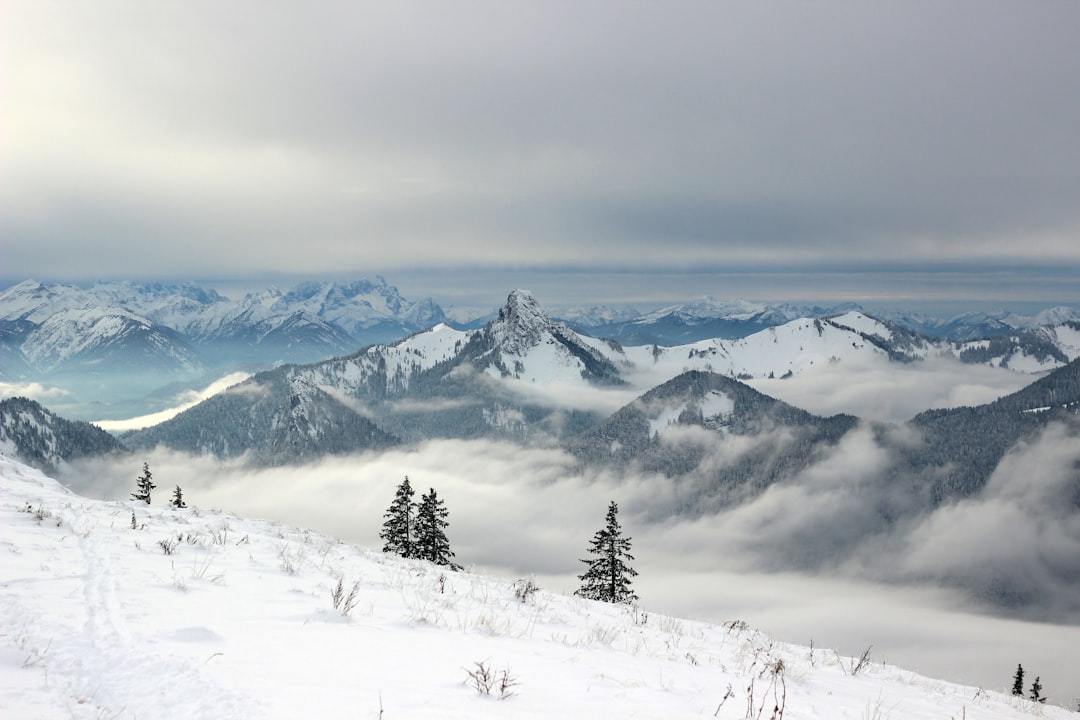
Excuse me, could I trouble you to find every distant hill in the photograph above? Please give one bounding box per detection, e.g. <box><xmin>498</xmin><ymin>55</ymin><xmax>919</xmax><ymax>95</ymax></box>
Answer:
<box><xmin>907</xmin><ymin>357</ymin><xmax>1080</xmax><ymax>504</ymax></box>
<box><xmin>565</xmin><ymin>370</ymin><xmax>858</xmax><ymax>513</ymax></box>
<box><xmin>0</xmin><ymin>396</ymin><xmax>128</xmax><ymax>474</ymax></box>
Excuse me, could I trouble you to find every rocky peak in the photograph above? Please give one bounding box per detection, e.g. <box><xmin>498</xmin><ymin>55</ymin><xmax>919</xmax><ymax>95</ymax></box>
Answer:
<box><xmin>487</xmin><ymin>289</ymin><xmax>555</xmax><ymax>354</ymax></box>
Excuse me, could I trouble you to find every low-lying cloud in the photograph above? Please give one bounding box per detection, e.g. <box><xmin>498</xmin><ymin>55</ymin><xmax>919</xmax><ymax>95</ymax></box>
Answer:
<box><xmin>63</xmin><ymin>410</ymin><xmax>1080</xmax><ymax>704</ymax></box>
<box><xmin>746</xmin><ymin>354</ymin><xmax>1035</xmax><ymax>423</ymax></box>
<box><xmin>92</xmin><ymin>372</ymin><xmax>251</xmax><ymax>431</ymax></box>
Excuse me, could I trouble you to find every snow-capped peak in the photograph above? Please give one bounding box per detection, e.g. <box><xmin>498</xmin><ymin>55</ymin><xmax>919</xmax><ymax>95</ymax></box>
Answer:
<box><xmin>487</xmin><ymin>289</ymin><xmax>555</xmax><ymax>354</ymax></box>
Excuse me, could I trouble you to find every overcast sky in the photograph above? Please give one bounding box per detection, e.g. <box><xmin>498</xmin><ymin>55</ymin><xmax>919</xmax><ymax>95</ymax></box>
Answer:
<box><xmin>3</xmin><ymin>1</ymin><xmax>1079</xmax><ymax>311</ymax></box>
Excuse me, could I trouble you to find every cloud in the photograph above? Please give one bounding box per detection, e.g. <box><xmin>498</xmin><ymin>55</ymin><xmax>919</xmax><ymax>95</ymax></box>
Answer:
<box><xmin>746</xmin><ymin>354</ymin><xmax>1035</xmax><ymax>423</ymax></box>
<box><xmin>92</xmin><ymin>372</ymin><xmax>251</xmax><ymax>431</ymax></box>
<box><xmin>897</xmin><ymin>422</ymin><xmax>1080</xmax><ymax>615</ymax></box>
<box><xmin>4</xmin><ymin>1</ymin><xmax>1080</xmax><ymax>300</ymax></box>
<box><xmin>387</xmin><ymin>397</ymin><xmax>479</xmax><ymax>414</ymax></box>
<box><xmin>61</xmin><ymin>421</ymin><xmax>1080</xmax><ymax>705</ymax></box>
<box><xmin>0</xmin><ymin>382</ymin><xmax>70</xmax><ymax>402</ymax></box>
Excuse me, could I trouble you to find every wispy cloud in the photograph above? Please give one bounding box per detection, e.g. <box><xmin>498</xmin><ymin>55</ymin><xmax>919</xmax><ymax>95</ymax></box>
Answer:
<box><xmin>0</xmin><ymin>382</ymin><xmax>69</xmax><ymax>402</ymax></box>
<box><xmin>92</xmin><ymin>372</ymin><xmax>251</xmax><ymax>431</ymax></box>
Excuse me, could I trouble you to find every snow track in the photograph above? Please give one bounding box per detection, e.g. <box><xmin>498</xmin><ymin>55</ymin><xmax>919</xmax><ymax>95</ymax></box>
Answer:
<box><xmin>3</xmin><ymin>455</ymin><xmax>1076</xmax><ymax>719</ymax></box>
<box><xmin>1</xmin><ymin>475</ymin><xmax>257</xmax><ymax>720</ymax></box>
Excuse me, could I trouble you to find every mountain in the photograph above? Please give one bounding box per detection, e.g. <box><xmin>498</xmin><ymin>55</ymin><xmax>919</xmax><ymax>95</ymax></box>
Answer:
<box><xmin>555</xmin><ymin>304</ymin><xmax>642</xmax><ymax>330</ymax></box>
<box><xmin>574</xmin><ymin>295</ymin><xmax>1080</xmax><ymax>353</ymax></box>
<box><xmin>123</xmin><ymin>290</ymin><xmax>626</xmax><ymax>459</ymax></box>
<box><xmin>4</xmin><ymin>454</ymin><xmax>1075</xmax><ymax>718</ymax></box>
<box><xmin>886</xmin><ymin>306</ymin><xmax>1080</xmax><ymax>341</ymax></box>
<box><xmin>124</xmin><ymin>370</ymin><xmax>400</xmax><ymax>465</ymax></box>
<box><xmin>578</xmin><ymin>296</ymin><xmax>824</xmax><ymax>345</ymax></box>
<box><xmin>0</xmin><ymin>396</ymin><xmax>128</xmax><ymax>474</ymax></box>
<box><xmin>0</xmin><ymin>277</ymin><xmax>450</xmax><ymax>377</ymax></box>
<box><xmin>951</xmin><ymin>322</ymin><xmax>1080</xmax><ymax>372</ymax></box>
<box><xmin>0</xmin><ymin>280</ymin><xmax>202</xmax><ymax>379</ymax></box>
<box><xmin>566</xmin><ymin>370</ymin><xmax>858</xmax><ymax>511</ymax></box>
<box><xmin>907</xmin><ymin>357</ymin><xmax>1080</xmax><ymax>506</ymax></box>
<box><xmin>117</xmin><ymin>291</ymin><xmax>1080</xmax><ymax>465</ymax></box>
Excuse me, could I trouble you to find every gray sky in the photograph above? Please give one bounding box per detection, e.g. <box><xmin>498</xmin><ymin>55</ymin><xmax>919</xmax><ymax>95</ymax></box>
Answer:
<box><xmin>3</xmin><ymin>1</ymin><xmax>1080</xmax><ymax>311</ymax></box>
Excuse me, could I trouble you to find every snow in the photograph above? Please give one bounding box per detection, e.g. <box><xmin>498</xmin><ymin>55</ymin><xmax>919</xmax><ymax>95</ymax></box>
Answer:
<box><xmin>647</xmin><ymin>402</ymin><xmax>686</xmax><ymax>436</ymax></box>
<box><xmin>2</xmin><ymin>454</ymin><xmax>1074</xmax><ymax>720</ymax></box>
<box><xmin>700</xmin><ymin>389</ymin><xmax>735</xmax><ymax>421</ymax></box>
<box><xmin>829</xmin><ymin>312</ymin><xmax>894</xmax><ymax>341</ymax></box>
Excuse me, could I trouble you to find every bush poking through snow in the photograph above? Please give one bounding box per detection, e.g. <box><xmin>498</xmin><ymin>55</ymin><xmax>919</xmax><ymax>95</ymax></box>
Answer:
<box><xmin>512</xmin><ymin>578</ymin><xmax>540</xmax><ymax>603</ymax></box>
<box><xmin>330</xmin><ymin>578</ymin><xmax>361</xmax><ymax>616</ymax></box>
<box><xmin>746</xmin><ymin>658</ymin><xmax>787</xmax><ymax>720</ymax></box>
<box><xmin>158</xmin><ymin>538</ymin><xmax>178</xmax><ymax>555</ymax></box>
<box><xmin>842</xmin><ymin>645</ymin><xmax>873</xmax><ymax>676</ymax></box>
<box><xmin>464</xmin><ymin>660</ymin><xmax>519</xmax><ymax>699</ymax></box>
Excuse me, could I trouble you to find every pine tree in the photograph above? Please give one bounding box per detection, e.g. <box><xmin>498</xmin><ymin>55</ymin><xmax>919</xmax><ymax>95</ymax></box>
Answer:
<box><xmin>414</xmin><ymin>488</ymin><xmax>462</xmax><ymax>570</ymax></box>
<box><xmin>131</xmin><ymin>462</ymin><xmax>156</xmax><ymax>505</ymax></box>
<box><xmin>379</xmin><ymin>476</ymin><xmax>416</xmax><ymax>558</ymax></box>
<box><xmin>1011</xmin><ymin>664</ymin><xmax>1025</xmax><ymax>696</ymax></box>
<box><xmin>1029</xmin><ymin>676</ymin><xmax>1045</xmax><ymax>703</ymax></box>
<box><xmin>575</xmin><ymin>500</ymin><xmax>639</xmax><ymax>604</ymax></box>
<box><xmin>170</xmin><ymin>485</ymin><xmax>187</xmax><ymax>509</ymax></box>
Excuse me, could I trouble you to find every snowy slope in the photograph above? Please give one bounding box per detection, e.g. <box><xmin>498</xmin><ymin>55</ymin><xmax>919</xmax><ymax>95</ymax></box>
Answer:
<box><xmin>2</xmin><ymin>454</ymin><xmax>1072</xmax><ymax>720</ymax></box>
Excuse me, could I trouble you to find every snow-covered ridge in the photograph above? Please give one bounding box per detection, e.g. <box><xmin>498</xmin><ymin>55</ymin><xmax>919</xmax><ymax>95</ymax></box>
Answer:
<box><xmin>0</xmin><ymin>278</ymin><xmax>452</xmax><ymax>380</ymax></box>
<box><xmin>2</xmin><ymin>454</ymin><xmax>1073</xmax><ymax>719</ymax></box>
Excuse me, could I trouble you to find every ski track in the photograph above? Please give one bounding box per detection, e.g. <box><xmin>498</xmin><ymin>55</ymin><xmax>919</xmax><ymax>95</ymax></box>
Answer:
<box><xmin>3</xmin><ymin>455</ymin><xmax>1077</xmax><ymax>719</ymax></box>
<box><xmin>1</xmin><ymin>493</ymin><xmax>258</xmax><ymax>720</ymax></box>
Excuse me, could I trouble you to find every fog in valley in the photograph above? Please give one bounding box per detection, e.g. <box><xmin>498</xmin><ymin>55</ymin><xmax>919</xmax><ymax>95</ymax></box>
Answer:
<box><xmin>61</xmin><ymin>356</ymin><xmax>1080</xmax><ymax>706</ymax></box>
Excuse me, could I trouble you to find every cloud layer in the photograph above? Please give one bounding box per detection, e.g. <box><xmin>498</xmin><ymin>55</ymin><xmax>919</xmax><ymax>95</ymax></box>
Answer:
<box><xmin>65</xmin><ymin>411</ymin><xmax>1080</xmax><ymax>705</ymax></box>
<box><xmin>4</xmin><ymin>2</ymin><xmax>1080</xmax><ymax>307</ymax></box>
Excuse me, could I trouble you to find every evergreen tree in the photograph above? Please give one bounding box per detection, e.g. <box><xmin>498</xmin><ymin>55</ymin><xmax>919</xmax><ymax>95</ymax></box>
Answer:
<box><xmin>575</xmin><ymin>501</ymin><xmax>639</xmax><ymax>604</ymax></box>
<box><xmin>170</xmin><ymin>485</ymin><xmax>187</xmax><ymax>509</ymax></box>
<box><xmin>131</xmin><ymin>462</ymin><xmax>156</xmax><ymax>505</ymax></box>
<box><xmin>1029</xmin><ymin>676</ymin><xmax>1045</xmax><ymax>703</ymax></box>
<box><xmin>1011</xmin><ymin>664</ymin><xmax>1025</xmax><ymax>696</ymax></box>
<box><xmin>414</xmin><ymin>488</ymin><xmax>462</xmax><ymax>570</ymax></box>
<box><xmin>379</xmin><ymin>476</ymin><xmax>416</xmax><ymax>558</ymax></box>
<box><xmin>1006</xmin><ymin>664</ymin><xmax>1023</xmax><ymax>699</ymax></box>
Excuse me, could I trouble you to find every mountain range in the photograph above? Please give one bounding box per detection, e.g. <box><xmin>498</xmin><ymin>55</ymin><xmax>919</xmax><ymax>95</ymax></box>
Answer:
<box><xmin>3</xmin><ymin>289</ymin><xmax>1079</xmax><ymax>618</ymax></box>
<box><xmin>0</xmin><ymin>277</ymin><xmax>449</xmax><ymax>381</ymax></box>
<box><xmin>6</xmin><ymin>290</ymin><xmax>1078</xmax><ymax>493</ymax></box>
<box><xmin>5</xmin><ymin>279</ymin><xmax>1079</xmax><ymax>391</ymax></box>
<box><xmin>564</xmin><ymin>296</ymin><xmax>1080</xmax><ymax>346</ymax></box>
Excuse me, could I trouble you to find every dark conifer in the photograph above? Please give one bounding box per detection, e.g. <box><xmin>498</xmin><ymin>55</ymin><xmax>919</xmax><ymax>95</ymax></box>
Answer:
<box><xmin>1011</xmin><ymin>664</ymin><xmax>1025</xmax><ymax>696</ymax></box>
<box><xmin>575</xmin><ymin>501</ymin><xmax>639</xmax><ymax>604</ymax></box>
<box><xmin>170</xmin><ymin>485</ymin><xmax>187</xmax><ymax>509</ymax></box>
<box><xmin>379</xmin><ymin>476</ymin><xmax>416</xmax><ymax>558</ymax></box>
<box><xmin>131</xmin><ymin>462</ymin><xmax>156</xmax><ymax>505</ymax></box>
<box><xmin>1029</xmin><ymin>676</ymin><xmax>1045</xmax><ymax>703</ymax></box>
<box><xmin>414</xmin><ymin>488</ymin><xmax>461</xmax><ymax>570</ymax></box>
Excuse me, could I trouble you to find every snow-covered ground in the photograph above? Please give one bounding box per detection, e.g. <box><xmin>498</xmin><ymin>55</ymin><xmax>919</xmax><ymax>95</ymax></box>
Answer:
<box><xmin>2</xmin><ymin>454</ymin><xmax>1073</xmax><ymax>719</ymax></box>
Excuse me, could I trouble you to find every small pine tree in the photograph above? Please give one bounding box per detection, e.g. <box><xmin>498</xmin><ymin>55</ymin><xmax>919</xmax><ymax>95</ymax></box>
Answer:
<box><xmin>1029</xmin><ymin>676</ymin><xmax>1045</xmax><ymax>703</ymax></box>
<box><xmin>1011</xmin><ymin>664</ymin><xmax>1025</xmax><ymax>696</ymax></box>
<box><xmin>131</xmin><ymin>462</ymin><xmax>156</xmax><ymax>505</ymax></box>
<box><xmin>414</xmin><ymin>488</ymin><xmax>462</xmax><ymax>570</ymax></box>
<box><xmin>170</xmin><ymin>485</ymin><xmax>187</xmax><ymax>509</ymax></box>
<box><xmin>379</xmin><ymin>476</ymin><xmax>416</xmax><ymax>558</ymax></box>
<box><xmin>575</xmin><ymin>500</ymin><xmax>639</xmax><ymax>604</ymax></box>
